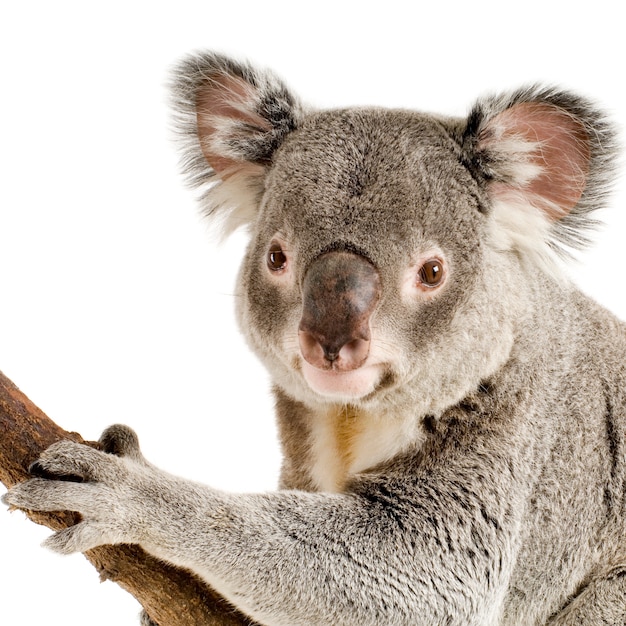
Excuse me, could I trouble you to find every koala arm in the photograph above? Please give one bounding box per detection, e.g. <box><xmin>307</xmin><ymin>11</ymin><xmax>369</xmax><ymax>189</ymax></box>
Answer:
<box><xmin>4</xmin><ymin>424</ymin><xmax>522</xmax><ymax>626</ymax></box>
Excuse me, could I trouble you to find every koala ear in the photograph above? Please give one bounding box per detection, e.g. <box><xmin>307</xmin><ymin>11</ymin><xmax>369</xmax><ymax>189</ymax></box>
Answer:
<box><xmin>462</xmin><ymin>86</ymin><xmax>617</xmax><ymax>268</ymax></box>
<box><xmin>171</xmin><ymin>52</ymin><xmax>304</xmax><ymax>235</ymax></box>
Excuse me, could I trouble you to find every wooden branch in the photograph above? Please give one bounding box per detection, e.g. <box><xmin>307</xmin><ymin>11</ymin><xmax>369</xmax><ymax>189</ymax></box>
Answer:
<box><xmin>0</xmin><ymin>370</ymin><xmax>256</xmax><ymax>626</ymax></box>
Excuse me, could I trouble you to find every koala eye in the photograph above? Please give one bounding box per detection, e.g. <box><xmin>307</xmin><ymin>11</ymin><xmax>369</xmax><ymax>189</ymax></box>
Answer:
<box><xmin>418</xmin><ymin>258</ymin><xmax>445</xmax><ymax>288</ymax></box>
<box><xmin>267</xmin><ymin>242</ymin><xmax>288</xmax><ymax>272</ymax></box>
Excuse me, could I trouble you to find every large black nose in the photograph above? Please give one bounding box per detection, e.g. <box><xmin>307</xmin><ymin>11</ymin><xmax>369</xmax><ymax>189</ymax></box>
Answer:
<box><xmin>298</xmin><ymin>251</ymin><xmax>381</xmax><ymax>371</ymax></box>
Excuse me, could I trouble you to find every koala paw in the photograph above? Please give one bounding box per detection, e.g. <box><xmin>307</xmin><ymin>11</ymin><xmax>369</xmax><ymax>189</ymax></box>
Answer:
<box><xmin>2</xmin><ymin>425</ymin><xmax>149</xmax><ymax>554</ymax></box>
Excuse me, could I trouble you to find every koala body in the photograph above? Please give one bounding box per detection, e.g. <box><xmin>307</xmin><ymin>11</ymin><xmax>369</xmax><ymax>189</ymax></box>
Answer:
<box><xmin>5</xmin><ymin>54</ymin><xmax>626</xmax><ymax>625</ymax></box>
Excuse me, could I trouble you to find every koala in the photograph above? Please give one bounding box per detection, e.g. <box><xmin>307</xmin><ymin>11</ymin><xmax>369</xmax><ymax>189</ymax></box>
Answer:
<box><xmin>4</xmin><ymin>52</ymin><xmax>626</xmax><ymax>626</ymax></box>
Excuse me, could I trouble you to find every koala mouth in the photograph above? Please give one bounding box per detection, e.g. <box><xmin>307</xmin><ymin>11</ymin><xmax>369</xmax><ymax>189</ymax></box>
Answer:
<box><xmin>300</xmin><ymin>360</ymin><xmax>383</xmax><ymax>400</ymax></box>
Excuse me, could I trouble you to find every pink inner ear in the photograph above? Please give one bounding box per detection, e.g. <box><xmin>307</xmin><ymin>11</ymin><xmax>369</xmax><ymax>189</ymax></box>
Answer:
<box><xmin>195</xmin><ymin>73</ymin><xmax>271</xmax><ymax>177</ymax></box>
<box><xmin>486</xmin><ymin>102</ymin><xmax>591</xmax><ymax>220</ymax></box>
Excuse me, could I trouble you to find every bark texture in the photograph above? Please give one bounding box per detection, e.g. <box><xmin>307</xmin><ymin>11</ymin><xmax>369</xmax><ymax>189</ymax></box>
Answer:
<box><xmin>0</xmin><ymin>370</ymin><xmax>255</xmax><ymax>626</ymax></box>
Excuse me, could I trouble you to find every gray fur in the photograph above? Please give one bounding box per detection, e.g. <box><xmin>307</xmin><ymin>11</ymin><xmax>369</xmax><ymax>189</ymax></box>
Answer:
<box><xmin>460</xmin><ymin>85</ymin><xmax>617</xmax><ymax>254</ymax></box>
<box><xmin>4</xmin><ymin>53</ymin><xmax>626</xmax><ymax>625</ymax></box>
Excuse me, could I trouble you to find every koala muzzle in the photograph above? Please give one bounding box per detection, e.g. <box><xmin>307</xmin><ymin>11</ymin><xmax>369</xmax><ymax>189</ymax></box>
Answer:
<box><xmin>299</xmin><ymin>251</ymin><xmax>381</xmax><ymax>372</ymax></box>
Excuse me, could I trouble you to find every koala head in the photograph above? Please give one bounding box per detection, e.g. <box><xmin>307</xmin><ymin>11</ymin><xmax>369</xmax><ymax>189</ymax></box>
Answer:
<box><xmin>171</xmin><ymin>53</ymin><xmax>615</xmax><ymax>416</ymax></box>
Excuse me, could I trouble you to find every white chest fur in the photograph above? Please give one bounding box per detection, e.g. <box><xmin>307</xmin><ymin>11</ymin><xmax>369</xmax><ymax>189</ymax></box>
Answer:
<box><xmin>308</xmin><ymin>405</ymin><xmax>426</xmax><ymax>492</ymax></box>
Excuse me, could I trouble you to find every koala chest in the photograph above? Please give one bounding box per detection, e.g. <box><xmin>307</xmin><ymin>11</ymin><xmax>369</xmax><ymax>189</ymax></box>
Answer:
<box><xmin>307</xmin><ymin>405</ymin><xmax>424</xmax><ymax>492</ymax></box>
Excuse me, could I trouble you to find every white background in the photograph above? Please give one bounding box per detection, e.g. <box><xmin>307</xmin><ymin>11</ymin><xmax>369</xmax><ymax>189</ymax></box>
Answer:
<box><xmin>1</xmin><ymin>1</ymin><xmax>625</xmax><ymax>624</ymax></box>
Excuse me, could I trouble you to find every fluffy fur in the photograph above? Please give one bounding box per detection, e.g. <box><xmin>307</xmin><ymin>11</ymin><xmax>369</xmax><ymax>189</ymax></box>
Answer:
<box><xmin>4</xmin><ymin>53</ymin><xmax>625</xmax><ymax>625</ymax></box>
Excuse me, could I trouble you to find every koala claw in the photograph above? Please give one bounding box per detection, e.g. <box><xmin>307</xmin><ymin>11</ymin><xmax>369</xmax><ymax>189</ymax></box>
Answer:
<box><xmin>4</xmin><ymin>477</ymin><xmax>96</xmax><ymax>513</ymax></box>
<box><xmin>42</xmin><ymin>521</ymin><xmax>113</xmax><ymax>555</ymax></box>
<box><xmin>28</xmin><ymin>458</ymin><xmax>84</xmax><ymax>482</ymax></box>
<box><xmin>30</xmin><ymin>439</ymin><xmax>125</xmax><ymax>483</ymax></box>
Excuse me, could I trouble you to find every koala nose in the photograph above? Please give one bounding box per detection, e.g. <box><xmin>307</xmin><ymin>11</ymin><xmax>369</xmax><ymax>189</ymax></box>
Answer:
<box><xmin>299</xmin><ymin>251</ymin><xmax>381</xmax><ymax>371</ymax></box>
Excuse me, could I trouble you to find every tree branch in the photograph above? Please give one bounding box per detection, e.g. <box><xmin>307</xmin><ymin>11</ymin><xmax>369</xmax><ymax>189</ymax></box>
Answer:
<box><xmin>0</xmin><ymin>370</ymin><xmax>256</xmax><ymax>626</ymax></box>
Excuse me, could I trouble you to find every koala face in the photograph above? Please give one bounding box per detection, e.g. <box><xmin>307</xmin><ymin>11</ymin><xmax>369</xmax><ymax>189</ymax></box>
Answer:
<box><xmin>235</xmin><ymin>108</ymin><xmax>518</xmax><ymax>414</ymax></box>
<box><xmin>171</xmin><ymin>53</ymin><xmax>613</xmax><ymax>416</ymax></box>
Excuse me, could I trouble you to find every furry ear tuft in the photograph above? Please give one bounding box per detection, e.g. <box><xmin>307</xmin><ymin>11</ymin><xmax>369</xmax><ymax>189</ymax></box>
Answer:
<box><xmin>462</xmin><ymin>86</ymin><xmax>618</xmax><ymax>270</ymax></box>
<box><xmin>170</xmin><ymin>52</ymin><xmax>304</xmax><ymax>236</ymax></box>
